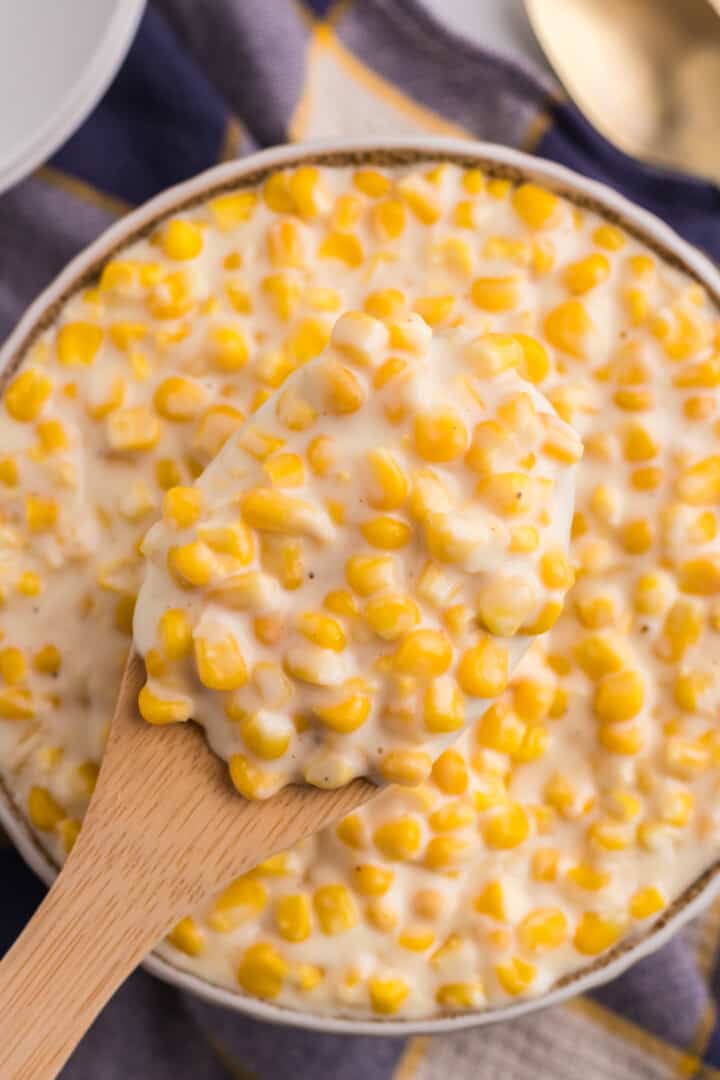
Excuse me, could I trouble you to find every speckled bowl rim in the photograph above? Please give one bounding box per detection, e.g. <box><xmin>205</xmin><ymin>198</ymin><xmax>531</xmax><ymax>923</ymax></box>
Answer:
<box><xmin>1</xmin><ymin>136</ymin><xmax>719</xmax><ymax>1037</ymax></box>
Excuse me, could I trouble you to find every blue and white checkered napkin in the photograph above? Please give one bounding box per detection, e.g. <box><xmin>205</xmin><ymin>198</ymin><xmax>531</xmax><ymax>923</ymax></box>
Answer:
<box><xmin>2</xmin><ymin>2</ymin><xmax>720</xmax><ymax>1076</ymax></box>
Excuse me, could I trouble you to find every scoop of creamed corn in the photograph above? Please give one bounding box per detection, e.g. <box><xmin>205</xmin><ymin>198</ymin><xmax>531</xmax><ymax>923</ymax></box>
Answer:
<box><xmin>134</xmin><ymin>312</ymin><xmax>578</xmax><ymax>794</ymax></box>
<box><xmin>1</xmin><ymin>160</ymin><xmax>720</xmax><ymax>1020</ymax></box>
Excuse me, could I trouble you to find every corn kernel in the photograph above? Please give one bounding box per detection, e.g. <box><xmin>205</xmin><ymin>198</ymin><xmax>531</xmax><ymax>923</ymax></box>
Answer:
<box><xmin>237</xmin><ymin>942</ymin><xmax>288</xmax><ymax>1000</ymax></box>
<box><xmin>57</xmin><ymin>322</ymin><xmax>103</xmax><ymax>366</ymax></box>
<box><xmin>374</xmin><ymin>816</ymin><xmax>422</xmax><ymax>860</ymax></box>
<box><xmin>483</xmin><ymin>802</ymin><xmax>530</xmax><ymax>849</ymax></box>
<box><xmin>517</xmin><ymin>908</ymin><xmax>568</xmax><ymax>951</ymax></box>
<box><xmin>368</xmin><ymin>976</ymin><xmax>409</xmax><ymax>1016</ymax></box>
<box><xmin>573</xmin><ymin>912</ymin><xmax>622</xmax><ymax>955</ymax></box>
<box><xmin>495</xmin><ymin>957</ymin><xmax>537</xmax><ymax>996</ymax></box>
<box><xmin>457</xmin><ymin>638</ymin><xmax>508</xmax><ymax>698</ymax></box>
<box><xmin>28</xmin><ymin>786</ymin><xmax>64</xmax><ymax>830</ymax></box>
<box><xmin>564</xmin><ymin>253</ymin><xmax>611</xmax><ymax>295</ymax></box>
<box><xmin>512</xmin><ymin>183</ymin><xmax>558</xmax><ymax>228</ymax></box>
<box><xmin>544</xmin><ymin>299</ymin><xmax>592</xmax><ymax>359</ymax></box>
<box><xmin>194</xmin><ymin>633</ymin><xmax>248</xmax><ymax>691</ymax></box>
<box><xmin>4</xmin><ymin>369</ymin><xmax>53</xmax><ymax>421</ymax></box>
<box><xmin>313</xmin><ymin>884</ymin><xmax>357</xmax><ymax>935</ymax></box>
<box><xmin>471</xmin><ymin>276</ymin><xmax>520</xmax><ymax>312</ymax></box>
<box><xmin>167</xmin><ymin>917</ymin><xmax>205</xmax><ymax>956</ymax></box>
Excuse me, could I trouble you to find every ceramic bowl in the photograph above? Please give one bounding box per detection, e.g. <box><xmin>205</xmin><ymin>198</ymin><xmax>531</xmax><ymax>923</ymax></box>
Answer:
<box><xmin>2</xmin><ymin>136</ymin><xmax>719</xmax><ymax>1036</ymax></box>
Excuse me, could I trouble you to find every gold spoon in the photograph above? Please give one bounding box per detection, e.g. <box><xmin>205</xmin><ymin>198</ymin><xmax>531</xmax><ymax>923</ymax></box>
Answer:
<box><xmin>526</xmin><ymin>0</ymin><xmax>720</xmax><ymax>184</ymax></box>
<box><xmin>0</xmin><ymin>651</ymin><xmax>374</xmax><ymax>1080</ymax></box>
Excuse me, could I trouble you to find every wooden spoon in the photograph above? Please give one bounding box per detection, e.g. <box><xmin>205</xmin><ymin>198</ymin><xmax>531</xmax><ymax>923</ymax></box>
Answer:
<box><xmin>0</xmin><ymin>650</ymin><xmax>375</xmax><ymax>1080</ymax></box>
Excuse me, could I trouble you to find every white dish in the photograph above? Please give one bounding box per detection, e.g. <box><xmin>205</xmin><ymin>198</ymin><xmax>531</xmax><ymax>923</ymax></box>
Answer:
<box><xmin>0</xmin><ymin>0</ymin><xmax>145</xmax><ymax>194</ymax></box>
<box><xmin>1</xmin><ymin>135</ymin><xmax>719</xmax><ymax>1036</ymax></box>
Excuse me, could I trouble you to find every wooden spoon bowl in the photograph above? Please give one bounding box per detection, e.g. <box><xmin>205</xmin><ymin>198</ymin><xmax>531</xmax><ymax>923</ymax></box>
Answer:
<box><xmin>0</xmin><ymin>651</ymin><xmax>375</xmax><ymax>1080</ymax></box>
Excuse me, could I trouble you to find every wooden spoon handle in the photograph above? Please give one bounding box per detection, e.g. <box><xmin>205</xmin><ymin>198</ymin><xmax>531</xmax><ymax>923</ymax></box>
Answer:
<box><xmin>0</xmin><ymin>653</ymin><xmax>374</xmax><ymax>1079</ymax></box>
<box><xmin>0</xmin><ymin>830</ymin><xmax>171</xmax><ymax>1080</ymax></box>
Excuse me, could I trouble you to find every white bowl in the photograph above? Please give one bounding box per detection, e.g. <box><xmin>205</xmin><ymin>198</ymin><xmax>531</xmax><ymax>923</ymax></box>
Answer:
<box><xmin>0</xmin><ymin>0</ymin><xmax>146</xmax><ymax>194</ymax></box>
<box><xmin>2</xmin><ymin>136</ymin><xmax>719</xmax><ymax>1036</ymax></box>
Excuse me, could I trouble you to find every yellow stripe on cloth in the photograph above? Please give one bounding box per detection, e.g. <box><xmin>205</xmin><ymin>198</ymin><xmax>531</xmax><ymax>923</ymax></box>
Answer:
<box><xmin>36</xmin><ymin>165</ymin><xmax>131</xmax><ymax>218</ymax></box>
<box><xmin>393</xmin><ymin>1036</ymin><xmax>432</xmax><ymax>1079</ymax></box>
<box><xmin>289</xmin><ymin>23</ymin><xmax>471</xmax><ymax>141</ymax></box>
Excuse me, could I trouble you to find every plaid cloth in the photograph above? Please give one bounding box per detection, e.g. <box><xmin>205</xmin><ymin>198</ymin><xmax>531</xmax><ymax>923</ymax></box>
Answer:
<box><xmin>2</xmin><ymin>2</ymin><xmax>720</xmax><ymax>1077</ymax></box>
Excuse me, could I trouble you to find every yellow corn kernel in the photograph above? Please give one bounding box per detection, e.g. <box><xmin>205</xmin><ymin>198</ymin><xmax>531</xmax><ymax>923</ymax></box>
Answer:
<box><xmin>321</xmin><ymin>361</ymin><xmax>366</xmax><ymax>415</ymax></box>
<box><xmin>483</xmin><ymin>802</ymin><xmax>530</xmax><ymax>849</ymax></box>
<box><xmin>374</xmin><ymin>816</ymin><xmax>422</xmax><ymax>861</ymax></box>
<box><xmin>476</xmin><ymin>472</ymin><xmax>537</xmax><ymax>517</ymax></box>
<box><xmin>657</xmin><ymin>599</ymin><xmax>702</xmax><ymax>662</ymax></box>
<box><xmin>167</xmin><ymin>917</ymin><xmax>205</xmax><ymax>957</ymax></box>
<box><xmin>167</xmin><ymin>542</ymin><xmax>216</xmax><ymax>588</ymax></box>
<box><xmin>471</xmin><ymin>275</ymin><xmax>520</xmax><ymax>312</ymax></box>
<box><xmin>414</xmin><ymin>406</ymin><xmax>469</xmax><ymax>462</ymax></box>
<box><xmin>199</xmin><ymin>524</ymin><xmax>254</xmax><ymax>565</ymax></box>
<box><xmin>495</xmin><ymin>957</ymin><xmax>537</xmax><ymax>996</ymax></box>
<box><xmin>512</xmin><ymin>182</ymin><xmax>558</xmax><ymax>228</ymax></box>
<box><xmin>629</xmin><ymin>886</ymin><xmax>665</xmax><ymax>921</ymax></box>
<box><xmin>57</xmin><ymin>322</ymin><xmax>103</xmax><ymax>366</ymax></box>
<box><xmin>573</xmin><ymin>912</ymin><xmax>622</xmax><ymax>956</ymax></box>
<box><xmin>676</xmin><ymin>455</ymin><xmax>720</xmax><ymax>504</ymax></box>
<box><xmin>678</xmin><ymin>557</ymin><xmax>720</xmax><ymax>595</ymax></box>
<box><xmin>368</xmin><ymin>976</ymin><xmax>410</xmax><ymax>1016</ymax></box>
<box><xmin>593</xmin><ymin>669</ymin><xmax>644</xmax><ymax>724</ymax></box>
<box><xmin>664</xmin><ymin>736</ymin><xmax>709</xmax><ymax>778</ymax></box>
<box><xmin>592</xmin><ymin>223</ymin><xmax>625</xmax><ymax>250</ymax></box>
<box><xmin>28</xmin><ymin>786</ymin><xmax>64</xmax><ymax>830</ymax></box>
<box><xmin>107</xmin><ymin>406</ymin><xmax>161</xmax><ymax>452</ymax></box>
<box><xmin>0</xmin><ymin>456</ymin><xmax>18</xmax><ymax>486</ymax></box>
<box><xmin>237</xmin><ymin>942</ymin><xmax>288</xmax><ymax>1000</ymax></box>
<box><xmin>380</xmin><ymin>750</ymin><xmax>432</xmax><ymax>786</ymax></box>
<box><xmin>25</xmin><ymin>494</ymin><xmax>58</xmax><ymax>533</ymax></box>
<box><xmin>431</xmin><ymin>749</ymin><xmax>468</xmax><ymax>795</ymax></box>
<box><xmin>318</xmin><ymin>230</ymin><xmax>363</xmax><ymax>266</ymax></box>
<box><xmin>161</xmin><ymin>485</ymin><xmax>201</xmax><ymax>529</ymax></box>
<box><xmin>259</xmin><ymin>452</ymin><xmax>305</xmax><ymax>491</ymax></box>
<box><xmin>235</xmin><ymin>710</ymin><xmax>290</xmax><ymax>760</ymax></box>
<box><xmin>288</xmin><ymin>165</ymin><xmax>326</xmax><ymax>218</ymax></box>
<box><xmin>208</xmin><ymin>190</ymin><xmax>257</xmax><ymax>229</ymax></box>
<box><xmin>457</xmin><ymin>638</ymin><xmax>508</xmax><ymax>698</ymax></box>
<box><xmin>413</xmin><ymin>295</ymin><xmax>455</xmax><ymax>327</ymax></box>
<box><xmin>267</xmin><ymin>218</ymin><xmax>306</xmax><ymax>269</ymax></box>
<box><xmin>313</xmin><ymin>689</ymin><xmax>370</xmax><ymax>733</ymax></box>
<box><xmin>353</xmin><ymin>168</ymin><xmax>391</xmax><ymax>197</ymax></box>
<box><xmin>472</xmin><ymin>881</ymin><xmax>505</xmax><ymax>920</ymax></box>
<box><xmin>208</xmin><ymin>324</ymin><xmax>249</xmax><ymax>372</ymax></box>
<box><xmin>0</xmin><ymin>687</ymin><xmax>35</xmax><ymax>719</ymax></box>
<box><xmin>346</xmin><ymin>554</ymin><xmax>396</xmax><ymax>596</ymax></box>
<box><xmin>567</xmin><ymin>864</ymin><xmax>610</xmax><ymax>891</ymax></box>
<box><xmin>393</xmin><ymin>629</ymin><xmax>453</xmax><ymax>677</ymax></box>
<box><xmin>4</xmin><ymin>368</ymin><xmax>53</xmax><ymax>421</ymax></box>
<box><xmin>192</xmin><ymin>404</ymin><xmax>244</xmax><ymax>462</ymax></box>
<box><xmin>352</xmin><ymin>865</ymin><xmax>394</xmax><ymax>897</ymax></box>
<box><xmin>241</xmin><ymin>488</ymin><xmax>332</xmax><ymax>542</ymax></box>
<box><xmin>0</xmin><ymin>646</ymin><xmax>26</xmax><ymax>686</ymax></box>
<box><xmin>424</xmin><ymin>835</ymin><xmax>468</xmax><ymax>870</ymax></box>
<box><xmin>660</xmin><ymin>788</ymin><xmax>694</xmax><ymax>827</ymax></box>
<box><xmin>423</xmin><ymin>678</ymin><xmax>465</xmax><ymax>733</ymax></box>
<box><xmin>323</xmin><ymin>589</ymin><xmax>358</xmax><ymax>619</ymax></box>
<box><xmin>396</xmin><ymin>176</ymin><xmax>441</xmax><ymax>224</ymax></box>
<box><xmin>155</xmin><ymin>610</ymin><xmax>191</xmax><ymax>661</ymax></box>
<box><xmin>194</xmin><ymin>633</ymin><xmax>247</xmax><ymax>691</ymax></box>
<box><xmin>598</xmin><ymin>722</ymin><xmax>644</xmax><ymax>755</ymax></box>
<box><xmin>564</xmin><ymin>253</ymin><xmax>611</xmax><ymax>295</ymax></box>
<box><xmin>539</xmin><ymin>549</ymin><xmax>575</xmax><ymax>591</ymax></box>
<box><xmin>364</xmin><ymin>593</ymin><xmax>419</xmax><ymax>641</ymax></box>
<box><xmin>153</xmin><ymin>375</ymin><xmax>206</xmax><ymax>422</ymax></box>
<box><xmin>298</xmin><ymin>611</ymin><xmax>346</xmax><ymax>652</ymax></box>
<box><xmin>138</xmin><ymin>685</ymin><xmax>191</xmax><ymax>725</ymax></box>
<box><xmin>544</xmin><ymin>299</ymin><xmax>592</xmax><ymax>359</ymax></box>
<box><xmin>313</xmin><ymin>884</ymin><xmax>357</xmax><ymax>935</ymax></box>
<box><xmin>573</xmin><ymin>634</ymin><xmax>625</xmax><ymax>681</ymax></box>
<box><xmin>360</xmin><ymin>515</ymin><xmax>411</xmax><ymax>550</ymax></box>
<box><xmin>275</xmin><ymin>893</ymin><xmax>313</xmax><ymax>943</ymax></box>
<box><xmin>366</xmin><ymin>449</ymin><xmax>408</xmax><ymax>512</ymax></box>
<box><xmin>336</xmin><ymin>813</ymin><xmax>366</xmax><ymax>850</ymax></box>
<box><xmin>517</xmin><ymin>908</ymin><xmax>568</xmax><ymax>951</ymax></box>
<box><xmin>33</xmin><ymin>644</ymin><xmax>61</xmax><ymax>676</ymax></box>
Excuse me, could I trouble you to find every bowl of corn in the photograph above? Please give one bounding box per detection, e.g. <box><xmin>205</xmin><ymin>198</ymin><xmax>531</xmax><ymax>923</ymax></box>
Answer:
<box><xmin>1</xmin><ymin>136</ymin><xmax>719</xmax><ymax>1035</ymax></box>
